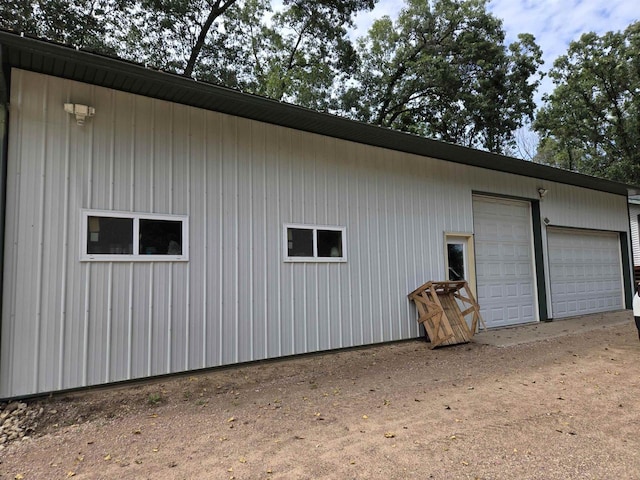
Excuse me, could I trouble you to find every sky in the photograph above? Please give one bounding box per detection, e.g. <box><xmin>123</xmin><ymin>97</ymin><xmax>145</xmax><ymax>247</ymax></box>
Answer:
<box><xmin>352</xmin><ymin>0</ymin><xmax>638</xmax><ymax>107</ymax></box>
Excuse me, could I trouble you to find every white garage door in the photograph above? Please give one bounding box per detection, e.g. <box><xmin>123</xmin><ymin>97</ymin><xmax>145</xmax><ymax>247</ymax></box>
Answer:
<box><xmin>473</xmin><ymin>196</ymin><xmax>536</xmax><ymax>328</ymax></box>
<box><xmin>547</xmin><ymin>228</ymin><xmax>623</xmax><ymax>318</ymax></box>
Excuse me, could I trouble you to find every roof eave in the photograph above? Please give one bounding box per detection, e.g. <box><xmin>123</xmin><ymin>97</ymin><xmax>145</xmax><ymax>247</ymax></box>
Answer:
<box><xmin>0</xmin><ymin>30</ymin><xmax>638</xmax><ymax>197</ymax></box>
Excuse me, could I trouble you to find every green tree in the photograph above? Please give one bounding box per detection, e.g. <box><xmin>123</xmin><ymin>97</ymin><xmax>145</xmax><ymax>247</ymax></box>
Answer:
<box><xmin>118</xmin><ymin>0</ymin><xmax>245</xmax><ymax>74</ymax></box>
<box><xmin>0</xmin><ymin>0</ymin><xmax>127</xmax><ymax>54</ymax></box>
<box><xmin>249</xmin><ymin>0</ymin><xmax>375</xmax><ymax>110</ymax></box>
<box><xmin>341</xmin><ymin>0</ymin><xmax>543</xmax><ymax>154</ymax></box>
<box><xmin>169</xmin><ymin>0</ymin><xmax>374</xmax><ymax>110</ymax></box>
<box><xmin>1</xmin><ymin>0</ymin><xmax>374</xmax><ymax>112</ymax></box>
<box><xmin>534</xmin><ymin>22</ymin><xmax>640</xmax><ymax>184</ymax></box>
<box><xmin>114</xmin><ymin>0</ymin><xmax>375</xmax><ymax>110</ymax></box>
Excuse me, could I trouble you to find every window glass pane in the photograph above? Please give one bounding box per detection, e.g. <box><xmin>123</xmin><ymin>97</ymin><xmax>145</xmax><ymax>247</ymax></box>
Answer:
<box><xmin>140</xmin><ymin>219</ymin><xmax>183</xmax><ymax>255</ymax></box>
<box><xmin>87</xmin><ymin>216</ymin><xmax>133</xmax><ymax>254</ymax></box>
<box><xmin>317</xmin><ymin>229</ymin><xmax>343</xmax><ymax>257</ymax></box>
<box><xmin>287</xmin><ymin>228</ymin><xmax>314</xmax><ymax>257</ymax></box>
<box><xmin>447</xmin><ymin>243</ymin><xmax>465</xmax><ymax>280</ymax></box>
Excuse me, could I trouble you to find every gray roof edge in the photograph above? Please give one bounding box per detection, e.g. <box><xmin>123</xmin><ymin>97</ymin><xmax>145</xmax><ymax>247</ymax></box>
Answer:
<box><xmin>1</xmin><ymin>30</ymin><xmax>638</xmax><ymax>197</ymax></box>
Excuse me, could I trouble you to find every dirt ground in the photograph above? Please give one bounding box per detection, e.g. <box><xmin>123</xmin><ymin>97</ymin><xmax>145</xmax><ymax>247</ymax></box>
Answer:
<box><xmin>1</xmin><ymin>318</ymin><xmax>640</xmax><ymax>480</ymax></box>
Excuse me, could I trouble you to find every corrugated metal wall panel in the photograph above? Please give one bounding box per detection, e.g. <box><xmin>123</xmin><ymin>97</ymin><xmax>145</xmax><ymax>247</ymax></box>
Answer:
<box><xmin>0</xmin><ymin>68</ymin><xmax>632</xmax><ymax>397</ymax></box>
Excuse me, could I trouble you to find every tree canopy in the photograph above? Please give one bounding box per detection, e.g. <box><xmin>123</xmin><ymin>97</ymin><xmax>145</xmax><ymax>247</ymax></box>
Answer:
<box><xmin>1</xmin><ymin>0</ymin><xmax>547</xmax><ymax>156</ymax></box>
<box><xmin>534</xmin><ymin>22</ymin><xmax>640</xmax><ymax>184</ymax></box>
<box><xmin>341</xmin><ymin>0</ymin><xmax>543</xmax><ymax>154</ymax></box>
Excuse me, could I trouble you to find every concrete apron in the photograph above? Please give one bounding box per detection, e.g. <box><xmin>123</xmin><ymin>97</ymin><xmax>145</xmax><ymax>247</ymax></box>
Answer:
<box><xmin>472</xmin><ymin>310</ymin><xmax>633</xmax><ymax>348</ymax></box>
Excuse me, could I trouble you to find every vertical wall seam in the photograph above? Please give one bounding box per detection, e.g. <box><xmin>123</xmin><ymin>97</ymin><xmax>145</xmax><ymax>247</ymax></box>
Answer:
<box><xmin>168</xmin><ymin>267</ymin><xmax>173</xmax><ymax>371</ymax></box>
<box><xmin>393</xmin><ymin>180</ymin><xmax>402</xmax><ymax>338</ymax></box>
<box><xmin>82</xmin><ymin>94</ymin><xmax>96</xmax><ymax>386</ymax></box>
<box><xmin>402</xmin><ymin>180</ymin><xmax>413</xmax><ymax>336</ymax></box>
<box><xmin>106</xmin><ymin>264</ymin><xmax>112</xmax><ymax>382</ymax></box>
<box><xmin>384</xmin><ymin>175</ymin><xmax>392</xmax><ymax>339</ymax></box>
<box><xmin>147</xmin><ymin>264</ymin><xmax>153</xmax><ymax>376</ymax></box>
<box><xmin>275</xmin><ymin>130</ymin><xmax>282</xmax><ymax>357</ymax></box>
<box><xmin>234</xmin><ymin>118</ymin><xmax>239</xmax><ymax>363</ymax></box>
<box><xmin>248</xmin><ymin>122</ymin><xmax>254</xmax><ymax>360</ymax></box>
<box><xmin>288</xmin><ymin>134</ymin><xmax>294</xmax><ymax>353</ymax></box>
<box><xmin>184</xmin><ymin>107</ymin><xmax>191</xmax><ymax>370</ymax></box>
<box><xmin>57</xmin><ymin>84</ymin><xmax>71</xmax><ymax>389</ymax></box>
<box><xmin>375</xmin><ymin>169</ymin><xmax>383</xmax><ymax>341</ymax></box>
<box><xmin>146</xmin><ymin>98</ymin><xmax>154</xmax><ymax>385</ymax></box>
<box><xmin>105</xmin><ymin>90</ymin><xmax>116</xmax><ymax>381</ymax></box>
<box><xmin>364</xmin><ymin>164</ymin><xmax>372</xmax><ymax>343</ymax></box>
<box><xmin>354</xmin><ymin>154</ymin><xmax>364</xmax><ymax>345</ymax></box>
<box><xmin>345</xmin><ymin>148</ymin><xmax>353</xmax><ymax>345</ymax></box>
<box><xmin>314</xmin><ymin>147</ymin><xmax>320</xmax><ymax>350</ymax></box>
<box><xmin>338</xmin><ymin>145</ymin><xmax>344</xmax><ymax>347</ymax></box>
<box><xmin>33</xmin><ymin>78</ymin><xmax>48</xmax><ymax>391</ymax></box>
<box><xmin>166</xmin><ymin>104</ymin><xmax>172</xmax><ymax>370</ymax></box>
<box><xmin>217</xmin><ymin>116</ymin><xmax>223</xmax><ymax>365</ymax></box>
<box><xmin>202</xmin><ymin>112</ymin><xmax>208</xmax><ymax>368</ymax></box>
<box><xmin>129</xmin><ymin>97</ymin><xmax>136</xmax><ymax>377</ymax></box>
<box><xmin>262</xmin><ymin>127</ymin><xmax>268</xmax><ymax>358</ymax></box>
<box><xmin>127</xmin><ymin>264</ymin><xmax>133</xmax><ymax>377</ymax></box>
<box><xmin>302</xmin><ymin>156</ymin><xmax>307</xmax><ymax>353</ymax></box>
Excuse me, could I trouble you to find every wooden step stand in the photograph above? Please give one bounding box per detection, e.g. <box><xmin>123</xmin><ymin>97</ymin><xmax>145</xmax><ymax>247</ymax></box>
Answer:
<box><xmin>408</xmin><ymin>280</ymin><xmax>486</xmax><ymax>349</ymax></box>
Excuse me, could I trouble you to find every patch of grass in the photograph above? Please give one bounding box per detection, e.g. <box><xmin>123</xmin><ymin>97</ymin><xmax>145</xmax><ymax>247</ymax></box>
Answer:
<box><xmin>147</xmin><ymin>393</ymin><xmax>163</xmax><ymax>406</ymax></box>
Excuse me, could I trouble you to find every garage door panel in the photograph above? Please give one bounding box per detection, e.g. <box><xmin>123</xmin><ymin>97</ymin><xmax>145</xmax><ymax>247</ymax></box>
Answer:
<box><xmin>473</xmin><ymin>197</ymin><xmax>536</xmax><ymax>328</ymax></box>
<box><xmin>548</xmin><ymin>228</ymin><xmax>623</xmax><ymax>319</ymax></box>
<box><xmin>505</xmin><ymin>284</ymin><xmax>518</xmax><ymax>296</ymax></box>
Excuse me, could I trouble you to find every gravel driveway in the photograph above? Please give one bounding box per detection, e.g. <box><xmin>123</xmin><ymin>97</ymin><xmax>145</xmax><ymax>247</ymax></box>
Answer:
<box><xmin>1</xmin><ymin>314</ymin><xmax>639</xmax><ymax>479</ymax></box>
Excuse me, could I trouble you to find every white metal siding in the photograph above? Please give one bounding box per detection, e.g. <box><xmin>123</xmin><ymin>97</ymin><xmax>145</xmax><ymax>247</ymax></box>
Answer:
<box><xmin>473</xmin><ymin>196</ymin><xmax>536</xmax><ymax>328</ymax></box>
<box><xmin>547</xmin><ymin>228</ymin><xmax>623</xmax><ymax>318</ymax></box>
<box><xmin>0</xmin><ymin>69</ymin><xmax>632</xmax><ymax>397</ymax></box>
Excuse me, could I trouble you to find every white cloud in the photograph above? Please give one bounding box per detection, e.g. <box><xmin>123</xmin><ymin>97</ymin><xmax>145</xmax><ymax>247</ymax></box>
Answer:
<box><xmin>352</xmin><ymin>0</ymin><xmax>403</xmax><ymax>39</ymax></box>
<box><xmin>490</xmin><ymin>0</ymin><xmax>637</xmax><ymax>64</ymax></box>
<box><xmin>488</xmin><ymin>0</ymin><xmax>638</xmax><ymax>103</ymax></box>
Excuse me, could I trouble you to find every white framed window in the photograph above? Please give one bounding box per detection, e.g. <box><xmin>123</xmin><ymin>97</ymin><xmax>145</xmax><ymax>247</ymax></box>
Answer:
<box><xmin>283</xmin><ymin>223</ymin><xmax>346</xmax><ymax>262</ymax></box>
<box><xmin>81</xmin><ymin>209</ymin><xmax>189</xmax><ymax>262</ymax></box>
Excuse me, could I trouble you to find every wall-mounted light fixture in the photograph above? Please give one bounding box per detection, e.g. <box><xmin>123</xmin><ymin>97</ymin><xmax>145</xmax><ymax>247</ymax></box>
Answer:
<box><xmin>64</xmin><ymin>103</ymin><xmax>95</xmax><ymax>126</ymax></box>
<box><xmin>537</xmin><ymin>188</ymin><xmax>548</xmax><ymax>199</ymax></box>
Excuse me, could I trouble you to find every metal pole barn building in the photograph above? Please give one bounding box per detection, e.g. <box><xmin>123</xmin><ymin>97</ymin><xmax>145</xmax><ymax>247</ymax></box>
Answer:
<box><xmin>0</xmin><ymin>31</ymin><xmax>636</xmax><ymax>398</ymax></box>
